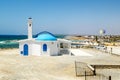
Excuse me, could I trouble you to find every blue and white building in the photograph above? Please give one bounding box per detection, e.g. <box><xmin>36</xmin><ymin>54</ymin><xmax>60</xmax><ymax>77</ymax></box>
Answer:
<box><xmin>19</xmin><ymin>18</ymin><xmax>71</xmax><ymax>56</ymax></box>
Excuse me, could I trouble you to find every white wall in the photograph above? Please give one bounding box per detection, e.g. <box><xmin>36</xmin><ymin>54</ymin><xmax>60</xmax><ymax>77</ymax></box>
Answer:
<box><xmin>31</xmin><ymin>43</ymin><xmax>41</xmax><ymax>56</ymax></box>
<box><xmin>40</xmin><ymin>41</ymin><xmax>58</xmax><ymax>56</ymax></box>
<box><xmin>19</xmin><ymin>42</ymin><xmax>24</xmax><ymax>55</ymax></box>
<box><xmin>49</xmin><ymin>41</ymin><xmax>58</xmax><ymax>56</ymax></box>
<box><xmin>19</xmin><ymin>40</ymin><xmax>33</xmax><ymax>55</ymax></box>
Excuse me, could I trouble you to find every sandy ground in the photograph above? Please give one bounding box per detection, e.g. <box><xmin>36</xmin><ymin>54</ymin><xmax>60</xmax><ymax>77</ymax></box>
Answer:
<box><xmin>0</xmin><ymin>48</ymin><xmax>120</xmax><ymax>80</ymax></box>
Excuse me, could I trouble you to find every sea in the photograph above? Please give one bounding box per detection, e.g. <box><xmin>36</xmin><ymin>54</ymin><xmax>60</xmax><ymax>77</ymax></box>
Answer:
<box><xmin>0</xmin><ymin>35</ymin><xmax>65</xmax><ymax>49</ymax></box>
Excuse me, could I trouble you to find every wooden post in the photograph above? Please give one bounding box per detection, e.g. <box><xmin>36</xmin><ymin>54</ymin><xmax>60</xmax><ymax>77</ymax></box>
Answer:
<box><xmin>85</xmin><ymin>71</ymin><xmax>87</xmax><ymax>80</ymax></box>
<box><xmin>93</xmin><ymin>66</ymin><xmax>96</xmax><ymax>76</ymax></box>
<box><xmin>109</xmin><ymin>76</ymin><xmax>111</xmax><ymax>80</ymax></box>
<box><xmin>75</xmin><ymin>61</ymin><xmax>77</xmax><ymax>76</ymax></box>
<box><xmin>111</xmin><ymin>48</ymin><xmax>112</xmax><ymax>54</ymax></box>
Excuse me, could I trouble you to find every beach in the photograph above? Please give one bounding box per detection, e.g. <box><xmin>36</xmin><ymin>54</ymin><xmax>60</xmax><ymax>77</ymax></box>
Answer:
<box><xmin>0</xmin><ymin>48</ymin><xmax>120</xmax><ymax>80</ymax></box>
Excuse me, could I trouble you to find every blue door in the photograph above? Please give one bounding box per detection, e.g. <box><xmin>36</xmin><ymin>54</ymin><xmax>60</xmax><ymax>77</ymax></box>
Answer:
<box><xmin>24</xmin><ymin>44</ymin><xmax>28</xmax><ymax>56</ymax></box>
<box><xmin>43</xmin><ymin>44</ymin><xmax>47</xmax><ymax>52</ymax></box>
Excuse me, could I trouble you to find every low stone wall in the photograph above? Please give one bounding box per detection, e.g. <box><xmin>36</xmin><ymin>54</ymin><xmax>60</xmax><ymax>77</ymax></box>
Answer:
<box><xmin>107</xmin><ymin>46</ymin><xmax>120</xmax><ymax>55</ymax></box>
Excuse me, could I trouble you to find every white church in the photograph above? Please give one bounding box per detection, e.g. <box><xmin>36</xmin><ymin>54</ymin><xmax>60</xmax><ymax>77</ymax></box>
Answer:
<box><xmin>19</xmin><ymin>18</ymin><xmax>71</xmax><ymax>56</ymax></box>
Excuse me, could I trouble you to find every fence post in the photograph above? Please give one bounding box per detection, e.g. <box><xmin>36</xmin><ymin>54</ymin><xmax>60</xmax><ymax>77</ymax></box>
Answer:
<box><xmin>85</xmin><ymin>71</ymin><xmax>87</xmax><ymax>80</ymax></box>
<box><xmin>93</xmin><ymin>66</ymin><xmax>96</xmax><ymax>76</ymax></box>
<box><xmin>109</xmin><ymin>76</ymin><xmax>111</xmax><ymax>80</ymax></box>
<box><xmin>75</xmin><ymin>61</ymin><xmax>77</xmax><ymax>76</ymax></box>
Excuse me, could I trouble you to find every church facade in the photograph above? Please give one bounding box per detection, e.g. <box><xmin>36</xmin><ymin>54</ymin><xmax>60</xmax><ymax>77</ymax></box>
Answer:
<box><xmin>19</xmin><ymin>18</ymin><xmax>71</xmax><ymax>56</ymax></box>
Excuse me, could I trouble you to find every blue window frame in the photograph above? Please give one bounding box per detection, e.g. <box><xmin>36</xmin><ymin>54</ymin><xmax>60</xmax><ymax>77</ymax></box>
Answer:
<box><xmin>43</xmin><ymin>44</ymin><xmax>47</xmax><ymax>52</ymax></box>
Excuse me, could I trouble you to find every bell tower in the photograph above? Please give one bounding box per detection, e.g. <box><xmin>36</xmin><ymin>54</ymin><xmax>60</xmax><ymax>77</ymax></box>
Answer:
<box><xmin>28</xmin><ymin>17</ymin><xmax>32</xmax><ymax>39</ymax></box>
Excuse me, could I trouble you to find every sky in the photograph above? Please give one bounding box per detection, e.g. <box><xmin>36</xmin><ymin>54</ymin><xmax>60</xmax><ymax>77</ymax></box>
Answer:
<box><xmin>0</xmin><ymin>0</ymin><xmax>120</xmax><ymax>35</ymax></box>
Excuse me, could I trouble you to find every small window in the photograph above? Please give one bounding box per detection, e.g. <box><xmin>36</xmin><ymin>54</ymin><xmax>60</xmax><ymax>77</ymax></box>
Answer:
<box><xmin>21</xmin><ymin>51</ymin><xmax>23</xmax><ymax>54</ymax></box>
<box><xmin>51</xmin><ymin>42</ymin><xmax>54</xmax><ymax>44</ymax></box>
<box><xmin>29</xmin><ymin>24</ymin><xmax>31</xmax><ymax>27</ymax></box>
<box><xmin>60</xmin><ymin>43</ymin><xmax>63</xmax><ymax>48</ymax></box>
<box><xmin>43</xmin><ymin>44</ymin><xmax>47</xmax><ymax>52</ymax></box>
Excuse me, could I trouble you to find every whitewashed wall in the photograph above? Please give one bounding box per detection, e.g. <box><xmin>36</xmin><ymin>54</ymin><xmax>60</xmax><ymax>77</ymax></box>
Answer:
<box><xmin>19</xmin><ymin>42</ymin><xmax>24</xmax><ymax>55</ymax></box>
<box><xmin>31</xmin><ymin>43</ymin><xmax>41</xmax><ymax>56</ymax></box>
<box><xmin>19</xmin><ymin>40</ymin><xmax>33</xmax><ymax>55</ymax></box>
<box><xmin>40</xmin><ymin>41</ymin><xmax>58</xmax><ymax>56</ymax></box>
<box><xmin>49</xmin><ymin>41</ymin><xmax>58</xmax><ymax>56</ymax></box>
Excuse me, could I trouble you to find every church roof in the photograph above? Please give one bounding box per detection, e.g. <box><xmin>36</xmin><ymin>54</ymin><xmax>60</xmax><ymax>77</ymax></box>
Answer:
<box><xmin>35</xmin><ymin>31</ymin><xmax>57</xmax><ymax>41</ymax></box>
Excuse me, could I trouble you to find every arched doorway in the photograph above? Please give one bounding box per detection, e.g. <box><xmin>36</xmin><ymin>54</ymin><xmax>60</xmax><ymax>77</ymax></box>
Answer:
<box><xmin>43</xmin><ymin>44</ymin><xmax>47</xmax><ymax>52</ymax></box>
<box><xmin>24</xmin><ymin>44</ymin><xmax>28</xmax><ymax>56</ymax></box>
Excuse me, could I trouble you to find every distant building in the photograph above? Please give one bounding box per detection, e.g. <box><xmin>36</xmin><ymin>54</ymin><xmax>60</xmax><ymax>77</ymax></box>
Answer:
<box><xmin>19</xmin><ymin>18</ymin><xmax>71</xmax><ymax>56</ymax></box>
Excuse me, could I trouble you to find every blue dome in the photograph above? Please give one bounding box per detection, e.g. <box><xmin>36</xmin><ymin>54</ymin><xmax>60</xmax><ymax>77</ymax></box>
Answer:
<box><xmin>35</xmin><ymin>31</ymin><xmax>57</xmax><ymax>41</ymax></box>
